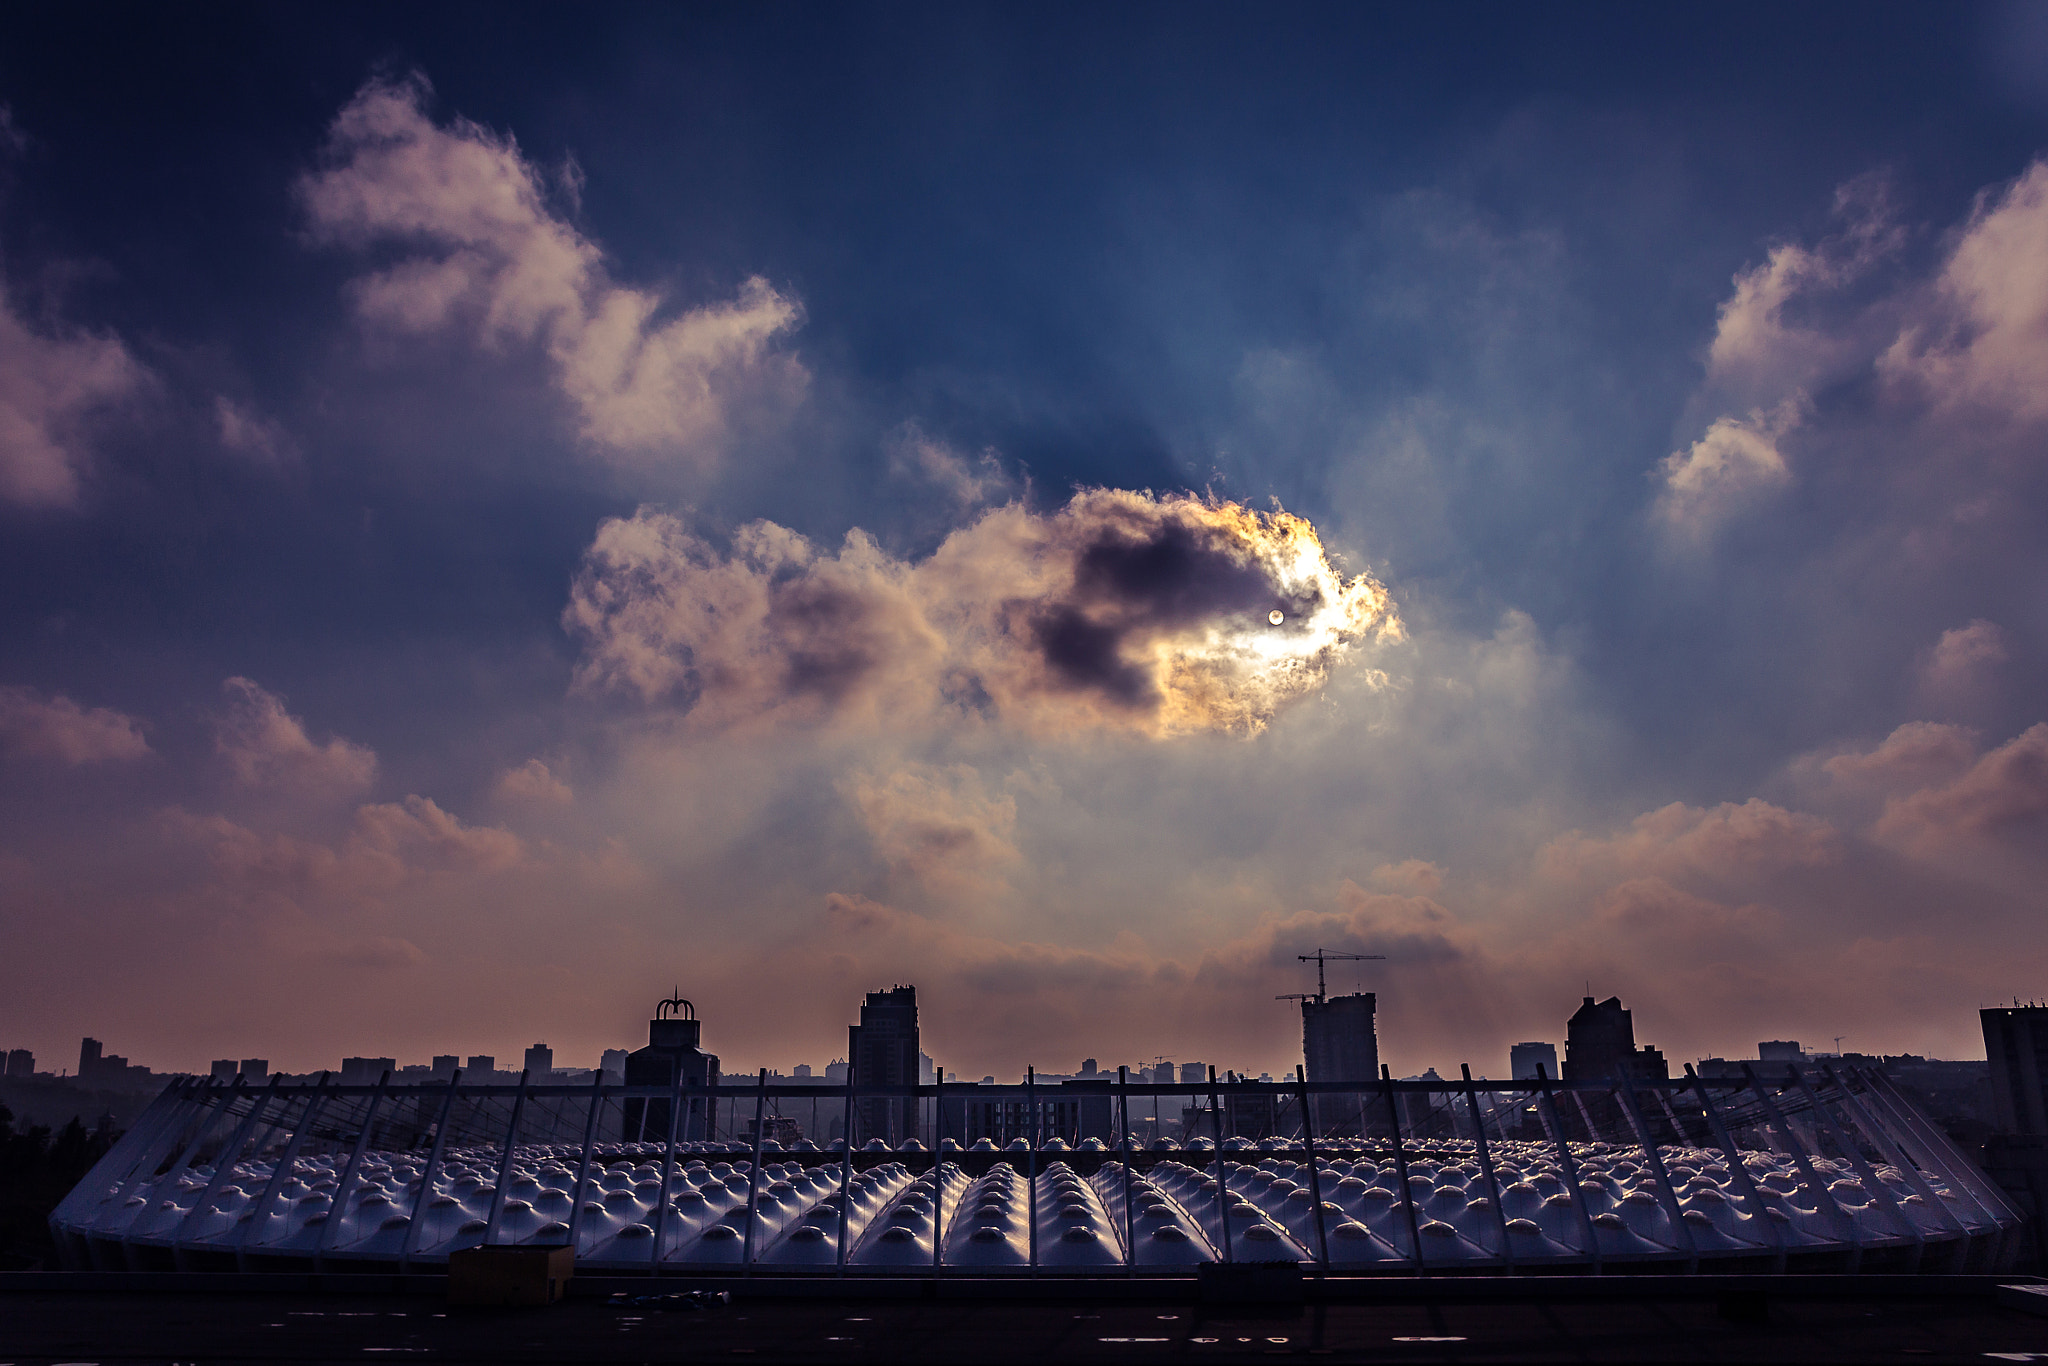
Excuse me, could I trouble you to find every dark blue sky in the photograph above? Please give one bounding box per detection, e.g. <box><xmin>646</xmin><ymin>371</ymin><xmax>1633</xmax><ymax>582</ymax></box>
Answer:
<box><xmin>2</xmin><ymin>4</ymin><xmax>2045</xmax><ymax>1076</ymax></box>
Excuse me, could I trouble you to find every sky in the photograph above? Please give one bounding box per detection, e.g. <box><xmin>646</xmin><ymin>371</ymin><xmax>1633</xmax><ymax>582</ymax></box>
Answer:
<box><xmin>3</xmin><ymin>3</ymin><xmax>2048</xmax><ymax>1081</ymax></box>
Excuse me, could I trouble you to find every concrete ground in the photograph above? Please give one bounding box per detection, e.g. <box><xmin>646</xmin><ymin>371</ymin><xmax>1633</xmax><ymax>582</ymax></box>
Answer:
<box><xmin>3</xmin><ymin>1282</ymin><xmax>2048</xmax><ymax>1364</ymax></box>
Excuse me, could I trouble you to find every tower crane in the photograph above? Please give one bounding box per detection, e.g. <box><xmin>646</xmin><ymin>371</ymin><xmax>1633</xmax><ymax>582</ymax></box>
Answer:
<box><xmin>1294</xmin><ymin>949</ymin><xmax>1385</xmax><ymax>1003</ymax></box>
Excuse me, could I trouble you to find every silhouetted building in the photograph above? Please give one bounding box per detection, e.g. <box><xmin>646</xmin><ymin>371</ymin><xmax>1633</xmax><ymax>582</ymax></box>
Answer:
<box><xmin>210</xmin><ymin>1060</ymin><xmax>238</xmax><ymax>1082</ymax></box>
<box><xmin>1984</xmin><ymin>1007</ymin><xmax>2048</xmax><ymax>1135</ymax></box>
<box><xmin>953</xmin><ymin>1081</ymin><xmax>1113</xmax><ymax>1146</ymax></box>
<box><xmin>1510</xmin><ymin>1042</ymin><xmax>1557</xmax><ymax>1080</ymax></box>
<box><xmin>1562</xmin><ymin>996</ymin><xmax>1667</xmax><ymax>1081</ymax></box>
<box><xmin>600</xmin><ymin>1049</ymin><xmax>628</xmax><ymax>1083</ymax></box>
<box><xmin>465</xmin><ymin>1055</ymin><xmax>495</xmax><ymax>1074</ymax></box>
<box><xmin>431</xmin><ymin>1055</ymin><xmax>459</xmax><ymax>1078</ymax></box>
<box><xmin>1758</xmin><ymin>1040</ymin><xmax>1807</xmax><ymax>1064</ymax></box>
<box><xmin>622</xmin><ymin>997</ymin><xmax>719</xmax><ymax>1142</ymax></box>
<box><xmin>340</xmin><ymin>1057</ymin><xmax>395</xmax><ymax>1084</ymax></box>
<box><xmin>1302</xmin><ymin>993</ymin><xmax>1378</xmax><ymax>1135</ymax></box>
<box><xmin>78</xmin><ymin>1038</ymin><xmax>102</xmax><ymax>1078</ymax></box>
<box><xmin>5</xmin><ymin>1048</ymin><xmax>33</xmax><ymax>1078</ymax></box>
<box><xmin>849</xmin><ymin>986</ymin><xmax>919</xmax><ymax>1145</ymax></box>
<box><xmin>239</xmin><ymin>1059</ymin><xmax>268</xmax><ymax>1082</ymax></box>
<box><xmin>523</xmin><ymin>1043</ymin><xmax>554</xmax><ymax>1077</ymax></box>
<box><xmin>1178</xmin><ymin>1062</ymin><xmax>1206</xmax><ymax>1087</ymax></box>
<box><xmin>1981</xmin><ymin>1007</ymin><xmax>2048</xmax><ymax>1269</ymax></box>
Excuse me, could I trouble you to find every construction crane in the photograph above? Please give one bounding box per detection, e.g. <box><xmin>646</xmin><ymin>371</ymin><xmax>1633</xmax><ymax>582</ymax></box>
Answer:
<box><xmin>1296</xmin><ymin>949</ymin><xmax>1385</xmax><ymax>1003</ymax></box>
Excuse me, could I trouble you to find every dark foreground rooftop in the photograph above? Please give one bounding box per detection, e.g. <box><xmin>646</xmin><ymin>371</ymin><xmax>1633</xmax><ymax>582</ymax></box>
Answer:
<box><xmin>3</xmin><ymin>1274</ymin><xmax>2047</xmax><ymax>1364</ymax></box>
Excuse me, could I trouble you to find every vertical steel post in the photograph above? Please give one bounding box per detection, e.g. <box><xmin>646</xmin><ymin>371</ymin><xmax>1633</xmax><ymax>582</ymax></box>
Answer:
<box><xmin>1460</xmin><ymin>1066</ymin><xmax>1513</xmax><ymax>1273</ymax></box>
<box><xmin>1379</xmin><ymin>1065</ymin><xmax>1422</xmax><ymax>1272</ymax></box>
<box><xmin>483</xmin><ymin>1071</ymin><xmax>532</xmax><ymax>1248</ymax></box>
<box><xmin>563</xmin><ymin>1071</ymin><xmax>604</xmax><ymax>1256</ymax></box>
<box><xmin>742</xmin><ymin>1069</ymin><xmax>767</xmax><ymax>1272</ymax></box>
<box><xmin>1027</xmin><ymin>1067</ymin><xmax>1040</xmax><ymax>1274</ymax></box>
<box><xmin>1683</xmin><ymin>1066</ymin><xmax>1786</xmax><ymax>1272</ymax></box>
<box><xmin>649</xmin><ymin>1070</ymin><xmax>683</xmax><ymax>1272</ymax></box>
<box><xmin>1532</xmin><ymin>1066</ymin><xmax>1600</xmax><ymax>1274</ymax></box>
<box><xmin>1118</xmin><ymin>1066</ymin><xmax>1136</xmax><ymax>1276</ymax></box>
<box><xmin>1612</xmin><ymin>1079</ymin><xmax>1697</xmax><ymax>1272</ymax></box>
<box><xmin>398</xmin><ymin>1071</ymin><xmax>463</xmax><ymax>1271</ymax></box>
<box><xmin>1297</xmin><ymin>1066</ymin><xmax>1329</xmax><ymax>1268</ymax></box>
<box><xmin>1204</xmin><ymin>1066</ymin><xmax>1234</xmax><ymax>1264</ymax></box>
<box><xmin>932</xmin><ymin>1067</ymin><xmax>944</xmax><ymax>1279</ymax></box>
<box><xmin>836</xmin><ymin>1069</ymin><xmax>856</xmax><ymax>1276</ymax></box>
<box><xmin>316</xmin><ymin>1071</ymin><xmax>392</xmax><ymax>1268</ymax></box>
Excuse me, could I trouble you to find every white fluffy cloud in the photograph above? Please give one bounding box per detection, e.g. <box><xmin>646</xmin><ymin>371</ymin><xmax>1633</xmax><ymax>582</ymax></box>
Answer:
<box><xmin>213</xmin><ymin>677</ymin><xmax>377</xmax><ymax>794</ymax></box>
<box><xmin>0</xmin><ymin>686</ymin><xmax>149</xmax><ymax>763</ymax></box>
<box><xmin>1658</xmin><ymin>161</ymin><xmax>2048</xmax><ymax>541</ymax></box>
<box><xmin>0</xmin><ymin>281</ymin><xmax>147</xmax><ymax>507</ymax></box>
<box><xmin>300</xmin><ymin>74</ymin><xmax>804</xmax><ymax>469</ymax></box>
<box><xmin>1881</xmin><ymin>161</ymin><xmax>2048</xmax><ymax>422</ymax></box>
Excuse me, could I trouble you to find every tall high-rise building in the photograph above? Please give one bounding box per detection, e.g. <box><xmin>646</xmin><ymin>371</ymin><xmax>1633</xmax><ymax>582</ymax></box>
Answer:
<box><xmin>340</xmin><ymin>1057</ymin><xmax>396</xmax><ymax>1084</ymax></box>
<box><xmin>1510</xmin><ymin>1041</ymin><xmax>1557</xmax><ymax>1080</ymax></box>
<box><xmin>465</xmin><ymin>1055</ymin><xmax>495</xmax><ymax>1075</ymax></box>
<box><xmin>1984</xmin><ymin>1006</ymin><xmax>2048</xmax><ymax>1135</ymax></box>
<box><xmin>1178</xmin><ymin>1061</ymin><xmax>1207</xmax><ymax>1087</ymax></box>
<box><xmin>1301</xmin><ymin>992</ymin><xmax>1378</xmax><ymax>1135</ymax></box>
<box><xmin>210</xmin><ymin>1060</ymin><xmax>238</xmax><ymax>1082</ymax></box>
<box><xmin>78</xmin><ymin>1037</ymin><xmax>102</xmax><ymax>1079</ymax></box>
<box><xmin>848</xmin><ymin>986</ymin><xmax>919</xmax><ymax>1146</ymax></box>
<box><xmin>1758</xmin><ymin>1040</ymin><xmax>1807</xmax><ymax>1064</ymax></box>
<box><xmin>4</xmin><ymin>1048</ymin><xmax>33</xmax><ymax>1078</ymax></box>
<box><xmin>523</xmin><ymin>1043</ymin><xmax>554</xmax><ymax>1077</ymax></box>
<box><xmin>600</xmin><ymin>1048</ymin><xmax>629</xmax><ymax>1083</ymax></box>
<box><xmin>239</xmin><ymin>1059</ymin><xmax>268</xmax><ymax>1082</ymax></box>
<box><xmin>1563</xmin><ymin>996</ymin><xmax>1667</xmax><ymax>1081</ymax></box>
<box><xmin>431</xmin><ymin>1055</ymin><xmax>460</xmax><ymax>1078</ymax></box>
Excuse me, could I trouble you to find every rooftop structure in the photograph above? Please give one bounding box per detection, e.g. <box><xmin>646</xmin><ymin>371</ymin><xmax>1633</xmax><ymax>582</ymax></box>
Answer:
<box><xmin>50</xmin><ymin>1061</ymin><xmax>2018</xmax><ymax>1278</ymax></box>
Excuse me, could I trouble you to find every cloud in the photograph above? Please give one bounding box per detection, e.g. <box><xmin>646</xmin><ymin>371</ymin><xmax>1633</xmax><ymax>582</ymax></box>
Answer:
<box><xmin>301</xmin><ymin>73</ymin><xmax>804</xmax><ymax>469</ymax></box>
<box><xmin>213</xmin><ymin>677</ymin><xmax>377</xmax><ymax>794</ymax></box>
<box><xmin>1872</xmin><ymin>722</ymin><xmax>2048</xmax><ymax>858</ymax></box>
<box><xmin>1920</xmin><ymin>618</ymin><xmax>2009</xmax><ymax>701</ymax></box>
<box><xmin>1538</xmin><ymin>797</ymin><xmax>1841</xmax><ymax>892</ymax></box>
<box><xmin>886</xmin><ymin>423</ymin><xmax>1015</xmax><ymax>507</ymax></box>
<box><xmin>0</xmin><ymin>280</ymin><xmax>147</xmax><ymax>507</ymax></box>
<box><xmin>213</xmin><ymin>396</ymin><xmax>297</xmax><ymax>468</ymax></box>
<box><xmin>0</xmin><ymin>686</ymin><xmax>149</xmax><ymax>763</ymax></box>
<box><xmin>494</xmin><ymin>757</ymin><xmax>572</xmax><ymax>804</ymax></box>
<box><xmin>1698</xmin><ymin>177</ymin><xmax>1899</xmax><ymax>413</ymax></box>
<box><xmin>1816</xmin><ymin>720</ymin><xmax>1981</xmax><ymax>795</ymax></box>
<box><xmin>352</xmin><ymin>795</ymin><xmax>527</xmax><ymax>875</ymax></box>
<box><xmin>1653</xmin><ymin>395</ymin><xmax>1802</xmax><ymax>532</ymax></box>
<box><xmin>566</xmin><ymin>489</ymin><xmax>1398</xmax><ymax>738</ymax></box>
<box><xmin>843</xmin><ymin>763</ymin><xmax>1019</xmax><ymax>902</ymax></box>
<box><xmin>1880</xmin><ymin>160</ymin><xmax>2048</xmax><ymax>422</ymax></box>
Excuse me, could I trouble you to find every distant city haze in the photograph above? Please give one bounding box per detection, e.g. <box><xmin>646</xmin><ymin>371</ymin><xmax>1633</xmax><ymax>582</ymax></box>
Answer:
<box><xmin>1</xmin><ymin>9</ymin><xmax>2044</xmax><ymax>1079</ymax></box>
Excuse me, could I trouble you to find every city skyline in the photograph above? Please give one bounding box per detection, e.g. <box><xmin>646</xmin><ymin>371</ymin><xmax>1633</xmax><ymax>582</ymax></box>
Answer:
<box><xmin>3</xmin><ymin>8</ymin><xmax>2047</xmax><ymax>1080</ymax></box>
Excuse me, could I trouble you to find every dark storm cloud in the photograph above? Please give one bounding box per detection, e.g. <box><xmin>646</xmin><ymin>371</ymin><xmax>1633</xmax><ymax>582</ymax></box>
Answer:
<box><xmin>565</xmin><ymin>489</ymin><xmax>1396</xmax><ymax>737</ymax></box>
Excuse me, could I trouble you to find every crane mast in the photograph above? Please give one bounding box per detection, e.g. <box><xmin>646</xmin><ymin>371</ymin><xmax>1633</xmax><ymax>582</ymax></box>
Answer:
<box><xmin>1297</xmin><ymin>948</ymin><xmax>1385</xmax><ymax>1002</ymax></box>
